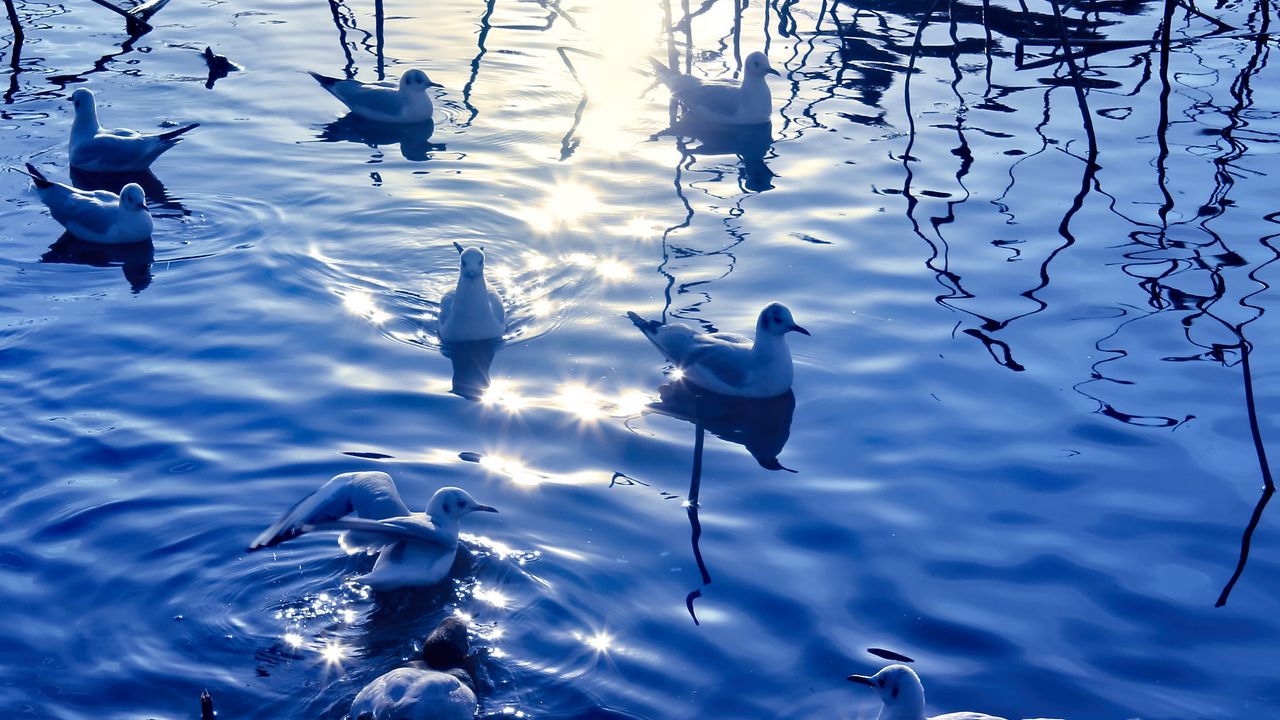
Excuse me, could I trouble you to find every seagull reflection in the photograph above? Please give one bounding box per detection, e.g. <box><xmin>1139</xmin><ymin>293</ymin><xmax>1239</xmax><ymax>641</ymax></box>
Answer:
<box><xmin>649</xmin><ymin>380</ymin><xmax>796</xmax><ymax>471</ymax></box>
<box><xmin>40</xmin><ymin>232</ymin><xmax>154</xmax><ymax>293</ymax></box>
<box><xmin>202</xmin><ymin>46</ymin><xmax>239</xmax><ymax>90</ymax></box>
<box><xmin>653</xmin><ymin>118</ymin><xmax>776</xmax><ymax>192</ymax></box>
<box><xmin>318</xmin><ymin>114</ymin><xmax>445</xmax><ymax>162</ymax></box>
<box><xmin>442</xmin><ymin>339</ymin><xmax>499</xmax><ymax>401</ymax></box>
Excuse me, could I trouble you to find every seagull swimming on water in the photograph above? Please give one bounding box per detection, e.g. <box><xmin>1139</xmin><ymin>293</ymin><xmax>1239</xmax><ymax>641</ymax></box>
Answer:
<box><xmin>309</xmin><ymin>69</ymin><xmax>441</xmax><ymax>124</ymax></box>
<box><xmin>248</xmin><ymin>472</ymin><xmax>497</xmax><ymax>591</ymax></box>
<box><xmin>352</xmin><ymin>616</ymin><xmax>478</xmax><ymax>720</ymax></box>
<box><xmin>627</xmin><ymin>302</ymin><xmax>809</xmax><ymax>399</ymax></box>
<box><xmin>18</xmin><ymin>163</ymin><xmax>152</xmax><ymax>245</ymax></box>
<box><xmin>68</xmin><ymin>88</ymin><xmax>199</xmax><ymax>173</ymax></box>
<box><xmin>650</xmin><ymin>51</ymin><xmax>780</xmax><ymax>125</ymax></box>
<box><xmin>848</xmin><ymin>665</ymin><xmax>1064</xmax><ymax>720</ymax></box>
<box><xmin>439</xmin><ymin>243</ymin><xmax>505</xmax><ymax>343</ymax></box>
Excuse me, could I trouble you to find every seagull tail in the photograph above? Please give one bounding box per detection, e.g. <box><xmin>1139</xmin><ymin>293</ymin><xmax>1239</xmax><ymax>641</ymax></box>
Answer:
<box><xmin>626</xmin><ymin>310</ymin><xmax>662</xmax><ymax>338</ymax></box>
<box><xmin>309</xmin><ymin>71</ymin><xmax>342</xmax><ymax>89</ymax></box>
<box><xmin>17</xmin><ymin>163</ymin><xmax>53</xmax><ymax>189</ymax></box>
<box><xmin>157</xmin><ymin>123</ymin><xmax>200</xmax><ymax>143</ymax></box>
<box><xmin>648</xmin><ymin>57</ymin><xmax>679</xmax><ymax>88</ymax></box>
<box><xmin>200</xmin><ymin>689</ymin><xmax>214</xmax><ymax>720</ymax></box>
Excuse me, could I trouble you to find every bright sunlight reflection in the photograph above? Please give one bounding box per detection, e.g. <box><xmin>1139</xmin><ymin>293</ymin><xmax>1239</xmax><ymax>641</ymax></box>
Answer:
<box><xmin>527</xmin><ymin>183</ymin><xmax>601</xmax><ymax>232</ymax></box>
<box><xmin>481</xmin><ymin>379</ymin><xmax>528</xmax><ymax>411</ymax></box>
<box><xmin>474</xmin><ymin>585</ymin><xmax>512</xmax><ymax>609</ymax></box>
<box><xmin>557</xmin><ymin>384</ymin><xmax>604</xmax><ymax>421</ymax></box>
<box><xmin>576</xmin><ymin>629</ymin><xmax>615</xmax><ymax>654</ymax></box>
<box><xmin>342</xmin><ymin>291</ymin><xmax>391</xmax><ymax>325</ymax></box>
<box><xmin>319</xmin><ymin>639</ymin><xmax>348</xmax><ymax>668</ymax></box>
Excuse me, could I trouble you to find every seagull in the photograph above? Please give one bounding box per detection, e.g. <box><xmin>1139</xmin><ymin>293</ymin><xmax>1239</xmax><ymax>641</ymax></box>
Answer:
<box><xmin>439</xmin><ymin>243</ymin><xmax>505</xmax><ymax>343</ymax></box>
<box><xmin>351</xmin><ymin>616</ymin><xmax>478</xmax><ymax>720</ymax></box>
<box><xmin>309</xmin><ymin>69</ymin><xmax>441</xmax><ymax>124</ymax></box>
<box><xmin>248</xmin><ymin>472</ymin><xmax>498</xmax><ymax>591</ymax></box>
<box><xmin>68</xmin><ymin>88</ymin><xmax>199</xmax><ymax>173</ymax></box>
<box><xmin>627</xmin><ymin>302</ymin><xmax>808</xmax><ymax>398</ymax></box>
<box><xmin>18</xmin><ymin>163</ymin><xmax>152</xmax><ymax>244</ymax></box>
<box><xmin>650</xmin><ymin>51</ymin><xmax>780</xmax><ymax>125</ymax></box>
<box><xmin>848</xmin><ymin>665</ymin><xmax>1064</xmax><ymax>720</ymax></box>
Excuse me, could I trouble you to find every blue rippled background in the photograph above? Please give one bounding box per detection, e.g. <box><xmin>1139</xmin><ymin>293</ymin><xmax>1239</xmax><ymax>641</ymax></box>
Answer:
<box><xmin>2</xmin><ymin>0</ymin><xmax>1279</xmax><ymax>718</ymax></box>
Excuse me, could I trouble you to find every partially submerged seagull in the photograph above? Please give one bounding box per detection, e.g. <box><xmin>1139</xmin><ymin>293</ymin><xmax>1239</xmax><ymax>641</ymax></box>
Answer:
<box><xmin>650</xmin><ymin>51</ymin><xmax>780</xmax><ymax>125</ymax></box>
<box><xmin>18</xmin><ymin>163</ymin><xmax>152</xmax><ymax>244</ymax></box>
<box><xmin>68</xmin><ymin>88</ymin><xmax>199</xmax><ymax>173</ymax></box>
<box><xmin>248</xmin><ymin>472</ymin><xmax>497</xmax><ymax>591</ymax></box>
<box><xmin>848</xmin><ymin>665</ymin><xmax>1064</xmax><ymax>720</ymax></box>
<box><xmin>439</xmin><ymin>243</ymin><xmax>505</xmax><ymax>343</ymax></box>
<box><xmin>352</xmin><ymin>616</ymin><xmax>478</xmax><ymax>720</ymax></box>
<box><xmin>627</xmin><ymin>302</ymin><xmax>809</xmax><ymax>398</ymax></box>
<box><xmin>309</xmin><ymin>69</ymin><xmax>441</xmax><ymax>124</ymax></box>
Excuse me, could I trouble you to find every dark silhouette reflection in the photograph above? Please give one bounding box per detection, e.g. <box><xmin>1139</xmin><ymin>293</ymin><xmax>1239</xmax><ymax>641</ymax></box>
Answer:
<box><xmin>647</xmin><ymin>382</ymin><xmax>797</xmax><ymax>624</ymax></box>
<box><xmin>318</xmin><ymin>114</ymin><xmax>444</xmax><ymax>161</ymax></box>
<box><xmin>441</xmin><ymin>339</ymin><xmax>499</xmax><ymax>400</ymax></box>
<box><xmin>649</xmin><ymin>380</ymin><xmax>796</xmax><ymax>471</ymax></box>
<box><xmin>653</xmin><ymin>119</ymin><xmax>776</xmax><ymax>192</ymax></box>
<box><xmin>41</xmin><ymin>232</ymin><xmax>154</xmax><ymax>293</ymax></box>
<box><xmin>202</xmin><ymin>46</ymin><xmax>238</xmax><ymax>90</ymax></box>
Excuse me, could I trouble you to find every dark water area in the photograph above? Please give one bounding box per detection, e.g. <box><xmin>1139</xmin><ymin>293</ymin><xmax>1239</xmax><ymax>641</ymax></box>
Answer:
<box><xmin>2</xmin><ymin>0</ymin><xmax>1279</xmax><ymax>718</ymax></box>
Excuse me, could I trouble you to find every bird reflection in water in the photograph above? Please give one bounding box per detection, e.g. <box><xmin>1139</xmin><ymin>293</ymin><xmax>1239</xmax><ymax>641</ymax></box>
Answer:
<box><xmin>40</xmin><ymin>232</ymin><xmax>154</xmax><ymax>293</ymax></box>
<box><xmin>69</xmin><ymin>166</ymin><xmax>188</xmax><ymax>219</ymax></box>
<box><xmin>653</xmin><ymin>118</ymin><xmax>776</xmax><ymax>192</ymax></box>
<box><xmin>318</xmin><ymin>114</ymin><xmax>445</xmax><ymax>162</ymax></box>
<box><xmin>643</xmin><ymin>382</ymin><xmax>796</xmax><ymax>623</ymax></box>
<box><xmin>441</xmin><ymin>339</ymin><xmax>500</xmax><ymax>401</ymax></box>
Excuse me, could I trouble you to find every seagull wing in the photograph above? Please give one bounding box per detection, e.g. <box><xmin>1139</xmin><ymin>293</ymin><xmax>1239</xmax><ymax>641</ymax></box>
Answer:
<box><xmin>248</xmin><ymin>471</ymin><xmax>411</xmax><ymax>550</ymax></box>
<box><xmin>486</xmin><ymin>289</ymin><xmax>505</xmax><ymax>325</ymax></box>
<box><xmin>75</xmin><ymin>134</ymin><xmax>162</xmax><ymax>169</ymax></box>
<box><xmin>308</xmin><ymin>516</ymin><xmax>454</xmax><ymax>549</ymax></box>
<box><xmin>684</xmin><ymin>340</ymin><xmax>752</xmax><ymax>387</ymax></box>
<box><xmin>335</xmin><ymin>83</ymin><xmax>405</xmax><ymax>116</ymax></box>
<box><xmin>677</xmin><ymin>83</ymin><xmax>742</xmax><ymax>116</ymax></box>
<box><xmin>439</xmin><ymin>289</ymin><xmax>456</xmax><ymax>325</ymax></box>
<box><xmin>40</xmin><ymin>187</ymin><xmax>119</xmax><ymax>237</ymax></box>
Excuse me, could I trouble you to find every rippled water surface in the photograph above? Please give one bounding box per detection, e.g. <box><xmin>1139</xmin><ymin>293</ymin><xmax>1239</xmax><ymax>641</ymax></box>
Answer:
<box><xmin>3</xmin><ymin>1</ymin><xmax>1280</xmax><ymax>718</ymax></box>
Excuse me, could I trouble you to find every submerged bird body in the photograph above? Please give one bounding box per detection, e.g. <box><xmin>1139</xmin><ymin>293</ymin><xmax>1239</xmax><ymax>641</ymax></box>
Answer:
<box><xmin>248</xmin><ymin>472</ymin><xmax>497</xmax><ymax>591</ymax></box>
<box><xmin>310</xmin><ymin>69</ymin><xmax>441</xmax><ymax>124</ymax></box>
<box><xmin>439</xmin><ymin>245</ymin><xmax>505</xmax><ymax>342</ymax></box>
<box><xmin>352</xmin><ymin>616</ymin><xmax>478</xmax><ymax>720</ymax></box>
<box><xmin>21</xmin><ymin>163</ymin><xmax>152</xmax><ymax>244</ymax></box>
<box><xmin>650</xmin><ymin>51</ymin><xmax>779</xmax><ymax>125</ymax></box>
<box><xmin>848</xmin><ymin>665</ymin><xmax>1063</xmax><ymax>720</ymax></box>
<box><xmin>628</xmin><ymin>302</ymin><xmax>808</xmax><ymax>398</ymax></box>
<box><xmin>68</xmin><ymin>88</ymin><xmax>198</xmax><ymax>172</ymax></box>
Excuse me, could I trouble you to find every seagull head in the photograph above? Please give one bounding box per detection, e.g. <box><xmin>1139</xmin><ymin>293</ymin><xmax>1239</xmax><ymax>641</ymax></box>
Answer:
<box><xmin>458</xmin><ymin>246</ymin><xmax>487</xmax><ymax>280</ymax></box>
<box><xmin>847</xmin><ymin>664</ymin><xmax>926</xmax><ymax>715</ymax></box>
<box><xmin>119</xmin><ymin>183</ymin><xmax>148</xmax><ymax>212</ymax></box>
<box><xmin>401</xmin><ymin>69</ymin><xmax>444</xmax><ymax>91</ymax></box>
<box><xmin>426</xmin><ymin>487</ymin><xmax>498</xmax><ymax>522</ymax></box>
<box><xmin>744</xmin><ymin>52</ymin><xmax>780</xmax><ymax>79</ymax></box>
<box><xmin>421</xmin><ymin>616</ymin><xmax>470</xmax><ymax>671</ymax></box>
<box><xmin>757</xmin><ymin>302</ymin><xmax>809</xmax><ymax>337</ymax></box>
<box><xmin>70</xmin><ymin>87</ymin><xmax>98</xmax><ymax>118</ymax></box>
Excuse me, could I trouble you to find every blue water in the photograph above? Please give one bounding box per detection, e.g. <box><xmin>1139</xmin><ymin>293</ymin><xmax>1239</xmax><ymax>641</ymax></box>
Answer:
<box><xmin>2</xmin><ymin>1</ymin><xmax>1279</xmax><ymax>718</ymax></box>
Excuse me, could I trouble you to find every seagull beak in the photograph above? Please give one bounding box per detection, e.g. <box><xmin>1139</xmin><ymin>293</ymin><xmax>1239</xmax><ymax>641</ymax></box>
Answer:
<box><xmin>428</xmin><ymin>81</ymin><xmax>444</xmax><ymax>88</ymax></box>
<box><xmin>847</xmin><ymin>675</ymin><xmax>875</xmax><ymax>686</ymax></box>
<box><xmin>473</xmin><ymin>504</ymin><xmax>499</xmax><ymax>513</ymax></box>
<box><xmin>766</xmin><ymin>67</ymin><xmax>781</xmax><ymax>76</ymax></box>
<box><xmin>139</xmin><ymin>203</ymin><xmax>149</xmax><ymax>211</ymax></box>
<box><xmin>789</xmin><ymin>324</ymin><xmax>810</xmax><ymax>336</ymax></box>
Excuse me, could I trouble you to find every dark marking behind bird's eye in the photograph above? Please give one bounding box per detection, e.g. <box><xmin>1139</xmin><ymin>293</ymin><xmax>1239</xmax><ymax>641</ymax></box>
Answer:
<box><xmin>891</xmin><ymin>685</ymin><xmax>899</xmax><ymax>699</ymax></box>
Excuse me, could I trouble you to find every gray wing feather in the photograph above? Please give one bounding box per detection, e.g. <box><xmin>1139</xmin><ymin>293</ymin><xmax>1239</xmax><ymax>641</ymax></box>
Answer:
<box><xmin>678</xmin><ymin>83</ymin><xmax>742</xmax><ymax>115</ymax></box>
<box><xmin>40</xmin><ymin>186</ymin><xmax>116</xmax><ymax>235</ymax></box>
<box><xmin>308</xmin><ymin>517</ymin><xmax>453</xmax><ymax>548</ymax></box>
<box><xmin>337</xmin><ymin>84</ymin><xmax>405</xmax><ymax>115</ymax></box>
<box><xmin>248</xmin><ymin>471</ymin><xmax>410</xmax><ymax>550</ymax></box>
<box><xmin>685</xmin><ymin>343</ymin><xmax>751</xmax><ymax>386</ymax></box>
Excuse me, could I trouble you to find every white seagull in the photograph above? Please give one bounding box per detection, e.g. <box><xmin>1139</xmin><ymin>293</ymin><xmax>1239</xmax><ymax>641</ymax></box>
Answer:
<box><xmin>309</xmin><ymin>69</ymin><xmax>441</xmax><ymax>124</ymax></box>
<box><xmin>627</xmin><ymin>302</ymin><xmax>808</xmax><ymax>398</ymax></box>
<box><xmin>19</xmin><ymin>163</ymin><xmax>152</xmax><ymax>244</ymax></box>
<box><xmin>848</xmin><ymin>665</ymin><xmax>1064</xmax><ymax>720</ymax></box>
<box><xmin>352</xmin><ymin>616</ymin><xmax>478</xmax><ymax>720</ymax></box>
<box><xmin>68</xmin><ymin>88</ymin><xmax>199</xmax><ymax>173</ymax></box>
<box><xmin>439</xmin><ymin>243</ymin><xmax>505</xmax><ymax>343</ymax></box>
<box><xmin>650</xmin><ymin>51</ymin><xmax>780</xmax><ymax>125</ymax></box>
<box><xmin>248</xmin><ymin>472</ymin><xmax>497</xmax><ymax>591</ymax></box>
